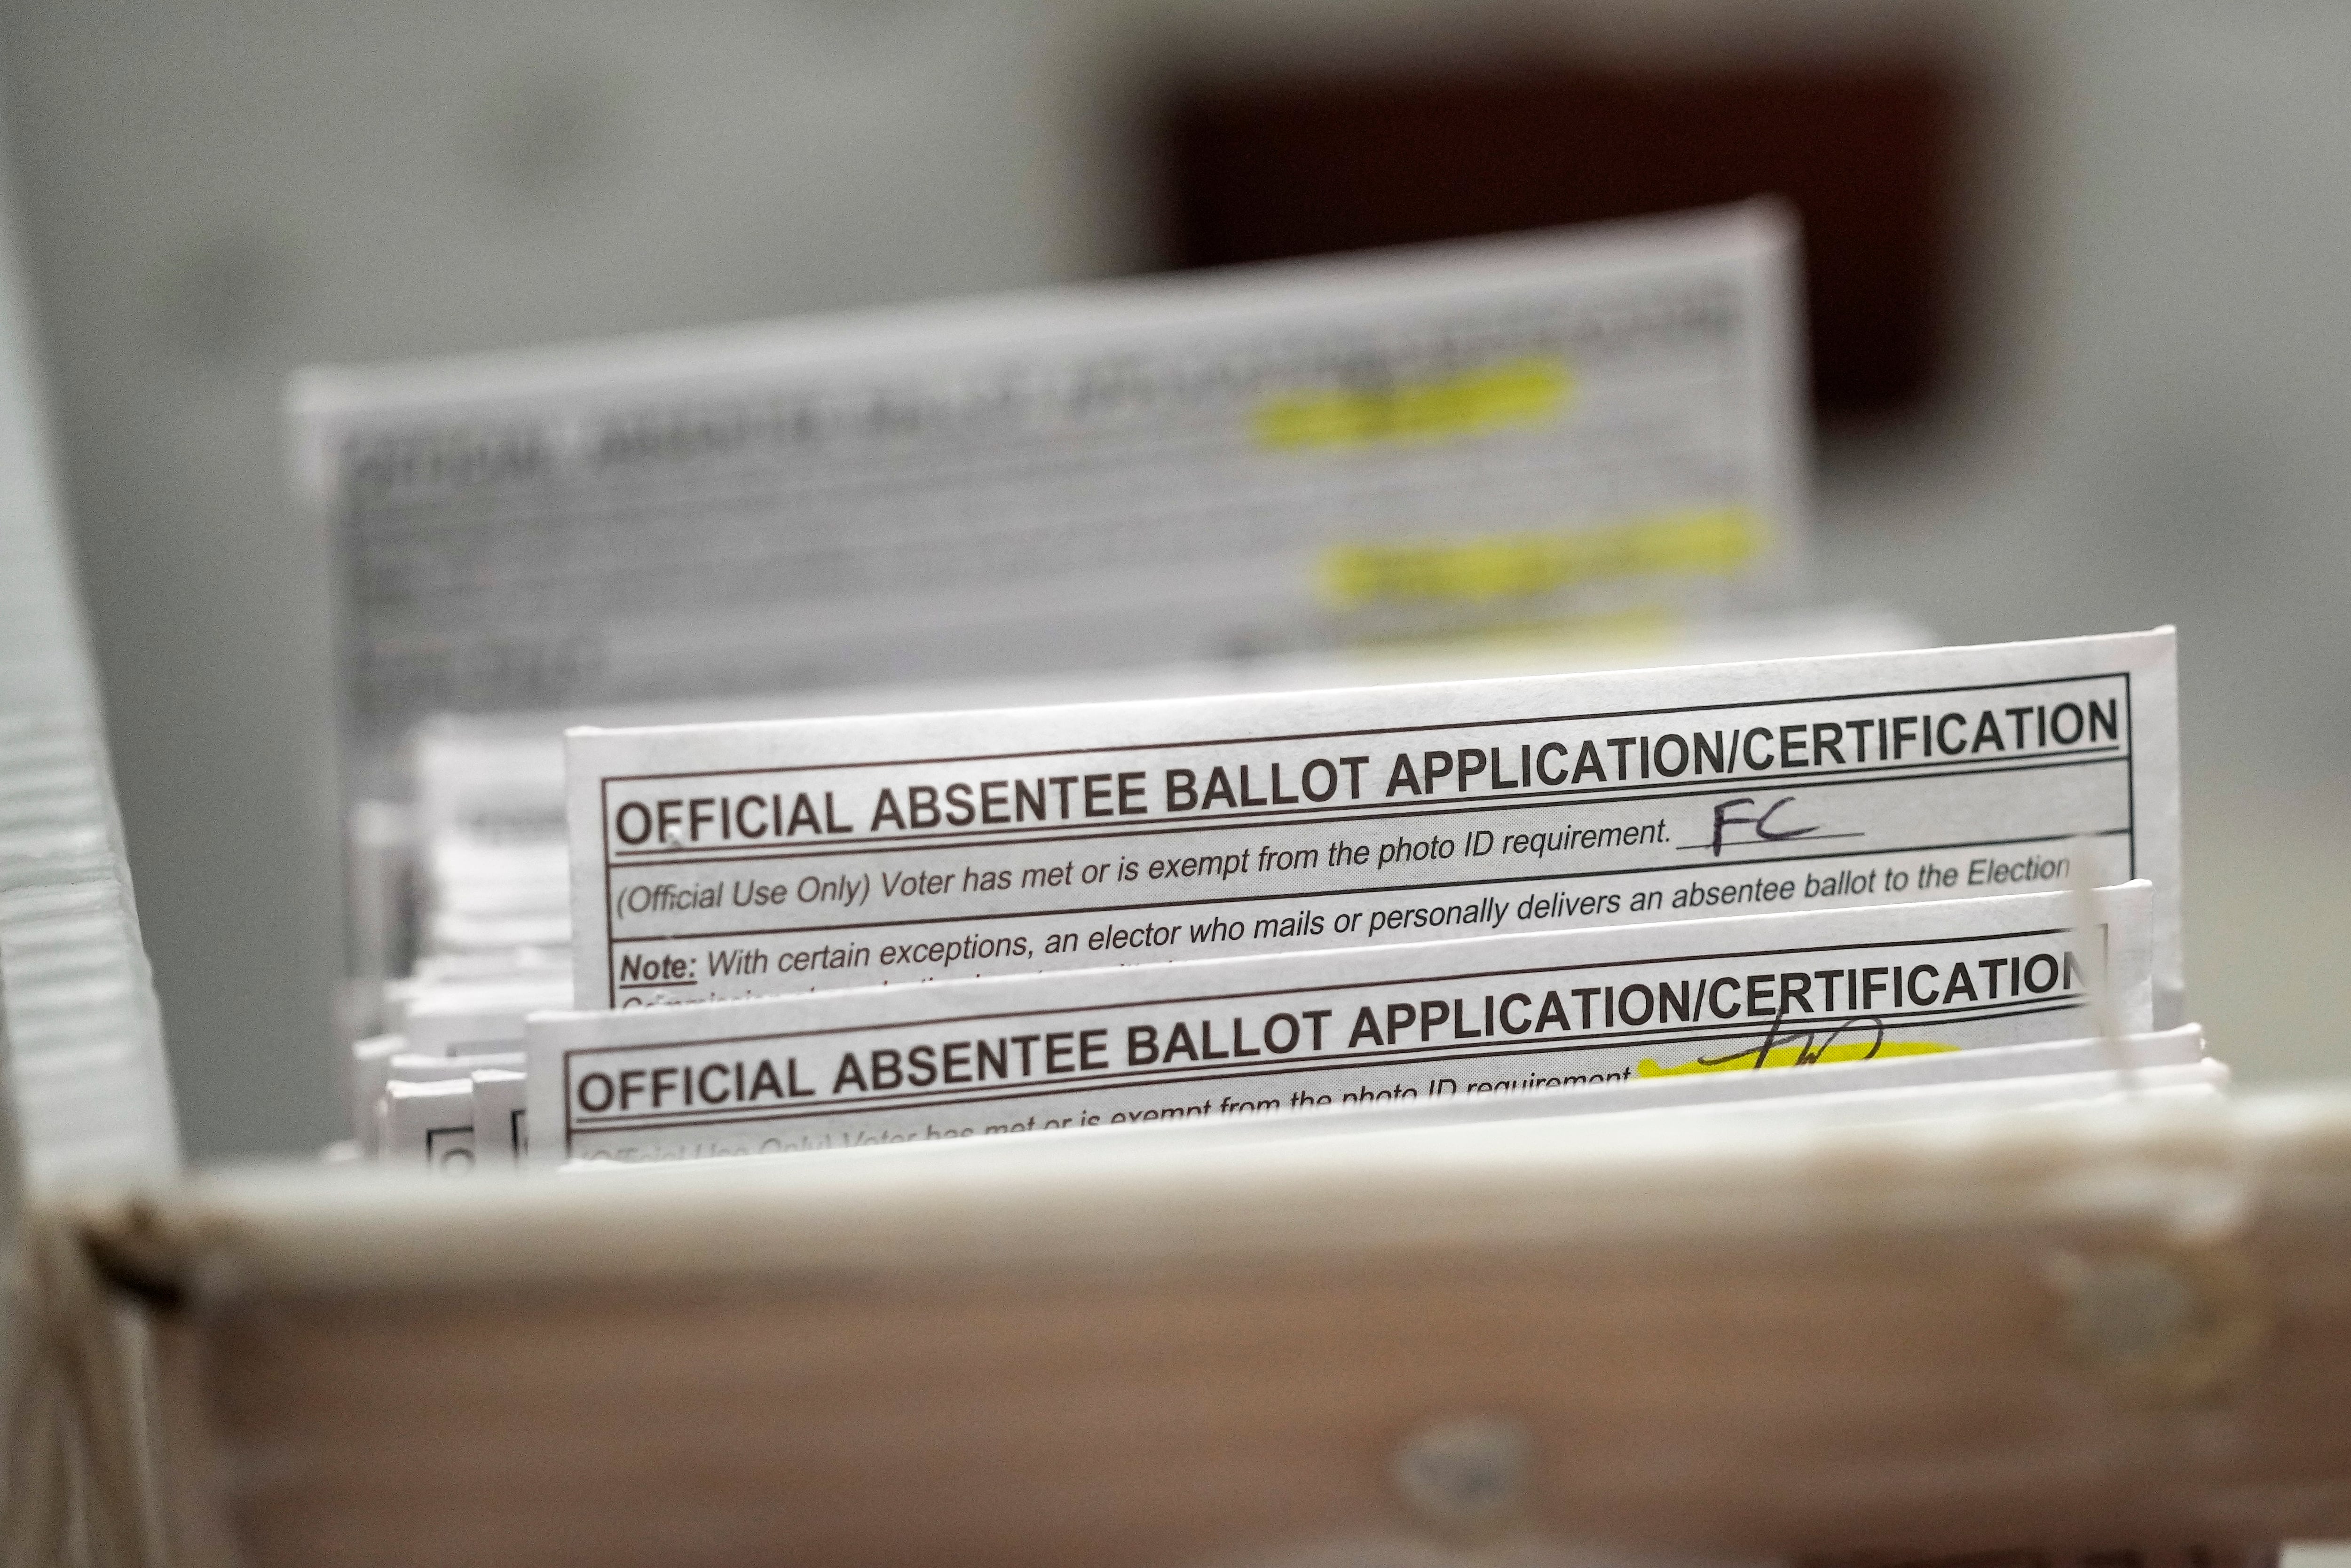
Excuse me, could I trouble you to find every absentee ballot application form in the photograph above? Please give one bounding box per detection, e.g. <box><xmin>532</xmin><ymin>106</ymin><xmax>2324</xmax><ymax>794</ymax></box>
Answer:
<box><xmin>567</xmin><ymin>630</ymin><xmax>2181</xmax><ymax>1024</ymax></box>
<box><xmin>529</xmin><ymin>885</ymin><xmax>2155</xmax><ymax>1164</ymax></box>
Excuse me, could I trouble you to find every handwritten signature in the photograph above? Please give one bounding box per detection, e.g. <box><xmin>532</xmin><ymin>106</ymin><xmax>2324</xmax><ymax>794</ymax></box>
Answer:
<box><xmin>1705</xmin><ymin>795</ymin><xmax>1820</xmax><ymax>856</ymax></box>
<box><xmin>1688</xmin><ymin>1013</ymin><xmax>1890</xmax><ymax>1072</ymax></box>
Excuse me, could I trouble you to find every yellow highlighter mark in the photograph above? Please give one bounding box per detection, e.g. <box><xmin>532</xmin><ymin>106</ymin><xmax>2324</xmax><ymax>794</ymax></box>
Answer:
<box><xmin>1254</xmin><ymin>356</ymin><xmax>1572</xmax><ymax>450</ymax></box>
<box><xmin>1320</xmin><ymin>505</ymin><xmax>1764</xmax><ymax>608</ymax></box>
<box><xmin>1635</xmin><ymin>1040</ymin><xmax>1957</xmax><ymax>1079</ymax></box>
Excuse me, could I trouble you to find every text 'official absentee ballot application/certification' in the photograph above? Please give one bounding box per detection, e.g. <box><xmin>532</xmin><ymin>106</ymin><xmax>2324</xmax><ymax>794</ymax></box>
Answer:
<box><xmin>567</xmin><ymin>629</ymin><xmax>2182</xmax><ymax>1024</ymax></box>
<box><xmin>528</xmin><ymin>885</ymin><xmax>2153</xmax><ymax>1164</ymax></box>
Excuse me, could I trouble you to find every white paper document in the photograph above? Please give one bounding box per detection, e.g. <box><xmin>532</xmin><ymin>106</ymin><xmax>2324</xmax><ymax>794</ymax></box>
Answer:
<box><xmin>527</xmin><ymin>883</ymin><xmax>2152</xmax><ymax>1165</ymax></box>
<box><xmin>567</xmin><ymin>629</ymin><xmax>2181</xmax><ymax>1021</ymax></box>
<box><xmin>380</xmin><ymin>1078</ymin><xmax>478</xmax><ymax>1171</ymax></box>
<box><xmin>575</xmin><ymin>1027</ymin><xmax>2214</xmax><ymax>1180</ymax></box>
<box><xmin>471</xmin><ymin>1068</ymin><xmax>528</xmax><ymax>1166</ymax></box>
<box><xmin>293</xmin><ymin>205</ymin><xmax>1805</xmax><ymax>794</ymax></box>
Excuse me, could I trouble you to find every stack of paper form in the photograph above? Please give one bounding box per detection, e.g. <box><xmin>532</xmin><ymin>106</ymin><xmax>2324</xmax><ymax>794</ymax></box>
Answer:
<box><xmin>298</xmin><ymin>207</ymin><xmax>2213</xmax><ymax>1176</ymax></box>
<box><xmin>469</xmin><ymin>626</ymin><xmax>2194</xmax><ymax>1174</ymax></box>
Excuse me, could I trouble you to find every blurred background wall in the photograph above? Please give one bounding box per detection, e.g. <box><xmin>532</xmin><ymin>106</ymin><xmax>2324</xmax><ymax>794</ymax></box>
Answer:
<box><xmin>1</xmin><ymin>0</ymin><xmax>2345</xmax><ymax>1159</ymax></box>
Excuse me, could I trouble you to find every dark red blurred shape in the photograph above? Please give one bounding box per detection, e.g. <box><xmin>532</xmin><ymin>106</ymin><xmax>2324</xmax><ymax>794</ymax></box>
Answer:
<box><xmin>1157</xmin><ymin>59</ymin><xmax>1959</xmax><ymax>419</ymax></box>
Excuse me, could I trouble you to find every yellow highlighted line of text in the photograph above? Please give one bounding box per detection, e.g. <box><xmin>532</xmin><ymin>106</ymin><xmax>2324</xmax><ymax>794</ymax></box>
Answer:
<box><xmin>1254</xmin><ymin>355</ymin><xmax>1572</xmax><ymax>450</ymax></box>
<box><xmin>1320</xmin><ymin>505</ymin><xmax>1764</xmax><ymax>608</ymax></box>
<box><xmin>1635</xmin><ymin>1039</ymin><xmax>1957</xmax><ymax>1079</ymax></box>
